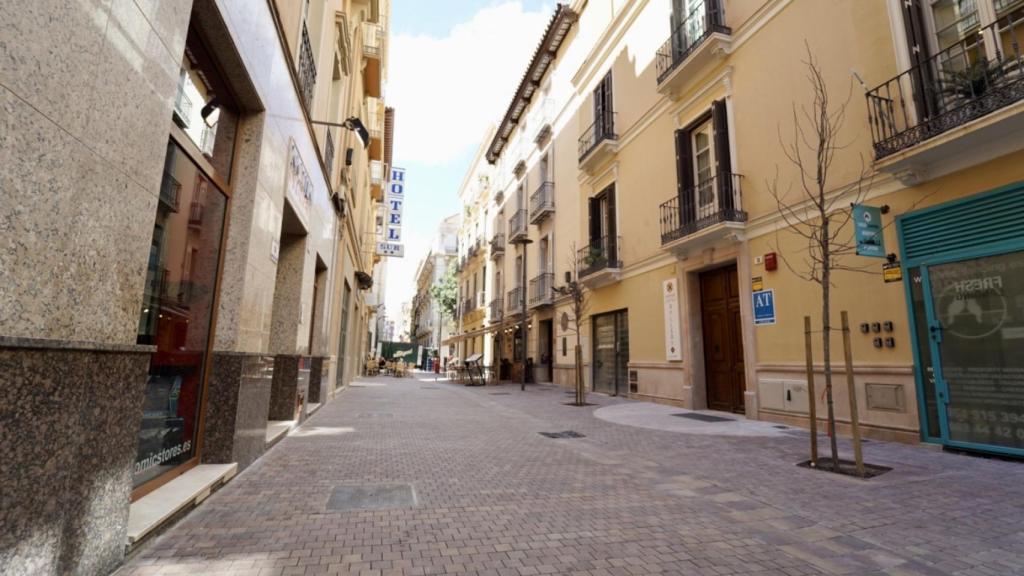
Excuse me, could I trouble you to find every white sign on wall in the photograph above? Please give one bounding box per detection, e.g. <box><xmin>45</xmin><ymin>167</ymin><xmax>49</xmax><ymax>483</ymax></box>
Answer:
<box><xmin>663</xmin><ymin>278</ymin><xmax>682</xmax><ymax>361</ymax></box>
<box><xmin>380</xmin><ymin>166</ymin><xmax>406</xmax><ymax>257</ymax></box>
<box><xmin>285</xmin><ymin>139</ymin><xmax>311</xmax><ymax>226</ymax></box>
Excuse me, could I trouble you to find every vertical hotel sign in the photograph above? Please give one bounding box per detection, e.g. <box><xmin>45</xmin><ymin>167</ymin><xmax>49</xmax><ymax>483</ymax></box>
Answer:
<box><xmin>378</xmin><ymin>167</ymin><xmax>405</xmax><ymax>257</ymax></box>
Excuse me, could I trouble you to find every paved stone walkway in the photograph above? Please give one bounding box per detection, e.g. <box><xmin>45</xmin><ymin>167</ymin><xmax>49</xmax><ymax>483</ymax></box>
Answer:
<box><xmin>117</xmin><ymin>374</ymin><xmax>1024</xmax><ymax>576</ymax></box>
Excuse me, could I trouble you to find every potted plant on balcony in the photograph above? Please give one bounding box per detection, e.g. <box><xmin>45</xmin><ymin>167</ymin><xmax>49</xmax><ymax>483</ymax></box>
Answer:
<box><xmin>583</xmin><ymin>245</ymin><xmax>605</xmax><ymax>269</ymax></box>
<box><xmin>938</xmin><ymin>57</ymin><xmax>1005</xmax><ymax>104</ymax></box>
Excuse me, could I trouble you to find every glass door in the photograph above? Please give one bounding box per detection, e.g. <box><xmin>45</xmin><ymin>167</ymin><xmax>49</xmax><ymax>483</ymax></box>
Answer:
<box><xmin>921</xmin><ymin>250</ymin><xmax>1024</xmax><ymax>455</ymax></box>
<box><xmin>592</xmin><ymin>310</ymin><xmax>630</xmax><ymax>395</ymax></box>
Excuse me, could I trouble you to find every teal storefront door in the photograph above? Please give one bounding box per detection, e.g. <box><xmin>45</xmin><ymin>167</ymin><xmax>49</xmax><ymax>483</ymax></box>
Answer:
<box><xmin>899</xmin><ymin>181</ymin><xmax>1024</xmax><ymax>457</ymax></box>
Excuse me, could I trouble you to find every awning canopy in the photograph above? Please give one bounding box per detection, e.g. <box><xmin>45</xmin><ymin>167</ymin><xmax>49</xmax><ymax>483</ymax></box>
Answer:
<box><xmin>466</xmin><ymin>353</ymin><xmax>483</xmax><ymax>364</ymax></box>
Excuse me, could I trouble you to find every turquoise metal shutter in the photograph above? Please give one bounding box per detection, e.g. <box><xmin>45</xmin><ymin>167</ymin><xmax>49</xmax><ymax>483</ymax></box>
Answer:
<box><xmin>899</xmin><ymin>181</ymin><xmax>1024</xmax><ymax>264</ymax></box>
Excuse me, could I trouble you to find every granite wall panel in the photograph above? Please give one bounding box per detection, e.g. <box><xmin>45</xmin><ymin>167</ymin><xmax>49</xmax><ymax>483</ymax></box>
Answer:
<box><xmin>268</xmin><ymin>354</ymin><xmax>300</xmax><ymax>421</ymax></box>
<box><xmin>203</xmin><ymin>352</ymin><xmax>273</xmax><ymax>471</ymax></box>
<box><xmin>0</xmin><ymin>339</ymin><xmax>149</xmax><ymax>576</ymax></box>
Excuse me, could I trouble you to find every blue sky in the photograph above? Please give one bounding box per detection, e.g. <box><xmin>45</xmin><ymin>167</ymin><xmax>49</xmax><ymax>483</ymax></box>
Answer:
<box><xmin>383</xmin><ymin>1</ymin><xmax>554</xmax><ymax>320</ymax></box>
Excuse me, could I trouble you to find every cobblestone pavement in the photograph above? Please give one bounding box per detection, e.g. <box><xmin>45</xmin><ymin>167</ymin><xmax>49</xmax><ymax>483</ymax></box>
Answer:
<box><xmin>118</xmin><ymin>374</ymin><xmax>1024</xmax><ymax>576</ymax></box>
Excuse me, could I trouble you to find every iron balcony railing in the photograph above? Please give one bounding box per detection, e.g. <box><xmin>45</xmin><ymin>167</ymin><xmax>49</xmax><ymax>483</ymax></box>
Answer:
<box><xmin>529</xmin><ymin>181</ymin><xmax>555</xmax><ymax>224</ymax></box>
<box><xmin>660</xmin><ymin>172</ymin><xmax>746</xmax><ymax>244</ymax></box>
<box><xmin>362</xmin><ymin>22</ymin><xmax>382</xmax><ymax>58</ymax></box>
<box><xmin>324</xmin><ymin>129</ymin><xmax>336</xmax><ymax>177</ymax></box>
<box><xmin>507</xmin><ymin>286</ymin><xmax>525</xmax><ymax>315</ymax></box>
<box><xmin>577</xmin><ymin>235</ymin><xmax>622</xmax><ymax>278</ymax></box>
<box><xmin>655</xmin><ymin>0</ymin><xmax>730</xmax><ymax>84</ymax></box>
<box><xmin>159</xmin><ymin>173</ymin><xmax>181</xmax><ymax>213</ymax></box>
<box><xmin>866</xmin><ymin>17</ymin><xmax>1024</xmax><ymax>159</ymax></box>
<box><xmin>529</xmin><ymin>272</ymin><xmax>554</xmax><ymax>307</ymax></box>
<box><xmin>173</xmin><ymin>83</ymin><xmax>192</xmax><ymax>127</ymax></box>
<box><xmin>188</xmin><ymin>200</ymin><xmax>203</xmax><ymax>228</ymax></box>
<box><xmin>509</xmin><ymin>209</ymin><xmax>528</xmax><ymax>241</ymax></box>
<box><xmin>297</xmin><ymin>21</ymin><xmax>317</xmax><ymax>111</ymax></box>
<box><xmin>489</xmin><ymin>232</ymin><xmax>505</xmax><ymax>258</ymax></box>
<box><xmin>578</xmin><ymin>112</ymin><xmax>617</xmax><ymax>160</ymax></box>
<box><xmin>489</xmin><ymin>298</ymin><xmax>503</xmax><ymax>322</ymax></box>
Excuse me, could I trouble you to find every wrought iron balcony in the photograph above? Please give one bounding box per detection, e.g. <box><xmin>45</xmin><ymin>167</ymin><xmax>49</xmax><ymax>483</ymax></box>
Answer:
<box><xmin>173</xmin><ymin>83</ymin><xmax>192</xmax><ymax>128</ymax></box>
<box><xmin>159</xmin><ymin>173</ymin><xmax>181</xmax><ymax>213</ymax></box>
<box><xmin>507</xmin><ymin>286</ymin><xmax>525</xmax><ymax>316</ymax></box>
<box><xmin>655</xmin><ymin>0</ymin><xmax>730</xmax><ymax>86</ymax></box>
<box><xmin>659</xmin><ymin>172</ymin><xmax>746</xmax><ymax>245</ymax></box>
<box><xmin>297</xmin><ymin>22</ymin><xmax>317</xmax><ymax>111</ymax></box>
<box><xmin>529</xmin><ymin>182</ymin><xmax>555</xmax><ymax>225</ymax></box>
<box><xmin>578</xmin><ymin>112</ymin><xmax>617</xmax><ymax>163</ymax></box>
<box><xmin>489</xmin><ymin>298</ymin><xmax>503</xmax><ymax>322</ymax></box>
<box><xmin>489</xmin><ymin>233</ymin><xmax>505</xmax><ymax>259</ymax></box>
<box><xmin>188</xmin><ymin>200</ymin><xmax>203</xmax><ymax>228</ymax></box>
<box><xmin>509</xmin><ymin>209</ymin><xmax>528</xmax><ymax>242</ymax></box>
<box><xmin>866</xmin><ymin>18</ymin><xmax>1024</xmax><ymax>160</ymax></box>
<box><xmin>577</xmin><ymin>235</ymin><xmax>622</xmax><ymax>279</ymax></box>
<box><xmin>529</xmin><ymin>272</ymin><xmax>554</xmax><ymax>307</ymax></box>
<box><xmin>324</xmin><ymin>128</ymin><xmax>336</xmax><ymax>177</ymax></box>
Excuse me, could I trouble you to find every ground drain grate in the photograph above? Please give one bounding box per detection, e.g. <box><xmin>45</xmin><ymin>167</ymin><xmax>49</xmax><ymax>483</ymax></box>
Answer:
<box><xmin>774</xmin><ymin>425</ymin><xmax>789</xmax><ymax>429</ymax></box>
<box><xmin>326</xmin><ymin>484</ymin><xmax>417</xmax><ymax>511</ymax></box>
<box><xmin>420</xmin><ymin>386</ymin><xmax>439</xmax><ymax>390</ymax></box>
<box><xmin>356</xmin><ymin>412</ymin><xmax>395</xmax><ymax>419</ymax></box>
<box><xmin>672</xmin><ymin>413</ymin><xmax>734</xmax><ymax>423</ymax></box>
<box><xmin>540</xmin><ymin>430</ymin><xmax>585</xmax><ymax>439</ymax></box>
<box><xmin>489</xmin><ymin>392</ymin><xmax>511</xmax><ymax>395</ymax></box>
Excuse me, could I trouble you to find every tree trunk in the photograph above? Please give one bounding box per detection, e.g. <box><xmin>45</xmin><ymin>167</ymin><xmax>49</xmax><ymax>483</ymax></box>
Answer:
<box><xmin>821</xmin><ymin>217</ymin><xmax>839</xmax><ymax>469</ymax></box>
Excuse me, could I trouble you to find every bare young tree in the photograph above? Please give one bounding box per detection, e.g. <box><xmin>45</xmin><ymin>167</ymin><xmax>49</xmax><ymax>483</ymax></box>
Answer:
<box><xmin>768</xmin><ymin>46</ymin><xmax>874</xmax><ymax>469</ymax></box>
<box><xmin>554</xmin><ymin>242</ymin><xmax>591</xmax><ymax>406</ymax></box>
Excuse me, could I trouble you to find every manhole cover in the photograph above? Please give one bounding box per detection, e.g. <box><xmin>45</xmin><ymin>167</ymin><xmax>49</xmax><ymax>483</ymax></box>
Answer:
<box><xmin>326</xmin><ymin>484</ymin><xmax>417</xmax><ymax>511</ymax></box>
<box><xmin>672</xmin><ymin>413</ymin><xmax>734</xmax><ymax>423</ymax></box>
<box><xmin>540</xmin><ymin>430</ymin><xmax>585</xmax><ymax>439</ymax></box>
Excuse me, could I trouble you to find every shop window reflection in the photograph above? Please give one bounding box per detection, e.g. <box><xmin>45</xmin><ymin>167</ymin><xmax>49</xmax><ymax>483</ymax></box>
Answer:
<box><xmin>134</xmin><ymin>142</ymin><xmax>226</xmax><ymax>488</ymax></box>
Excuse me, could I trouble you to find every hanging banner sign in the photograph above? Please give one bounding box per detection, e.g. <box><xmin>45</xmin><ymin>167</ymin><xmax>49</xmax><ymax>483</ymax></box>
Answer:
<box><xmin>663</xmin><ymin>279</ymin><xmax>683</xmax><ymax>361</ymax></box>
<box><xmin>853</xmin><ymin>204</ymin><xmax>885</xmax><ymax>258</ymax></box>
<box><xmin>380</xmin><ymin>167</ymin><xmax>406</xmax><ymax>257</ymax></box>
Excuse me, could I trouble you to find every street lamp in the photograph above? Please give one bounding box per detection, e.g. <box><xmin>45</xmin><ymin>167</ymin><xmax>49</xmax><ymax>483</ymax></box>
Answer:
<box><xmin>509</xmin><ymin>236</ymin><xmax>533</xmax><ymax>391</ymax></box>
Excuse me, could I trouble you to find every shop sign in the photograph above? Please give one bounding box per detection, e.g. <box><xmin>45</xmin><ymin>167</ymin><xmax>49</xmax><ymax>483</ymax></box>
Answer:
<box><xmin>854</xmin><ymin>204</ymin><xmax>885</xmax><ymax>258</ymax></box>
<box><xmin>286</xmin><ymin>139</ymin><xmax>312</xmax><ymax>225</ymax></box>
<box><xmin>381</xmin><ymin>167</ymin><xmax>406</xmax><ymax>257</ymax></box>
<box><xmin>663</xmin><ymin>279</ymin><xmax>682</xmax><ymax>361</ymax></box>
<box><xmin>883</xmin><ymin>261</ymin><xmax>903</xmax><ymax>283</ymax></box>
<box><xmin>753</xmin><ymin>289</ymin><xmax>777</xmax><ymax>325</ymax></box>
<box><xmin>270</xmin><ymin>238</ymin><xmax>280</xmax><ymax>264</ymax></box>
<box><xmin>376</xmin><ymin>241</ymin><xmax>404</xmax><ymax>257</ymax></box>
<box><xmin>751</xmin><ymin>276</ymin><xmax>764</xmax><ymax>292</ymax></box>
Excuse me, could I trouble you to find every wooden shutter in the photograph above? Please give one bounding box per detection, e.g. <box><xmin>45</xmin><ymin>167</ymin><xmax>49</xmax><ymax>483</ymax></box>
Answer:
<box><xmin>675</xmin><ymin>128</ymin><xmax>694</xmax><ymax>226</ymax></box>
<box><xmin>605</xmin><ymin>185</ymin><xmax>617</xmax><ymax>262</ymax></box>
<box><xmin>711</xmin><ymin>99</ymin><xmax>733</xmax><ymax>211</ymax></box>
<box><xmin>588</xmin><ymin>196</ymin><xmax>601</xmax><ymax>244</ymax></box>
<box><xmin>901</xmin><ymin>0</ymin><xmax>935</xmax><ymax>119</ymax></box>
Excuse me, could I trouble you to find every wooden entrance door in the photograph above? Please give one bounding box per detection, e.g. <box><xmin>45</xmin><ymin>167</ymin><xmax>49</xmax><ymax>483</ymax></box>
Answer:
<box><xmin>700</xmin><ymin>265</ymin><xmax>745</xmax><ymax>413</ymax></box>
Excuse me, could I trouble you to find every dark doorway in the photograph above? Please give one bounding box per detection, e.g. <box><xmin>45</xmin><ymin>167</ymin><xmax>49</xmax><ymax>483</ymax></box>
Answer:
<box><xmin>699</xmin><ymin>265</ymin><xmax>745</xmax><ymax>413</ymax></box>
<box><xmin>539</xmin><ymin>319</ymin><xmax>554</xmax><ymax>382</ymax></box>
<box><xmin>592</xmin><ymin>310</ymin><xmax>629</xmax><ymax>396</ymax></box>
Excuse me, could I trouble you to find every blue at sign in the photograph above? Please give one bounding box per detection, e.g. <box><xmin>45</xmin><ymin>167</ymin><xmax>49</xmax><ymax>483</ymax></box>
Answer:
<box><xmin>752</xmin><ymin>289</ymin><xmax>776</xmax><ymax>325</ymax></box>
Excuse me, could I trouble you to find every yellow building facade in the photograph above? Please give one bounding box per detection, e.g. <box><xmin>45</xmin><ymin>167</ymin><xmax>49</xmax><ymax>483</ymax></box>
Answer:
<box><xmin>457</xmin><ymin>0</ymin><xmax>1024</xmax><ymax>456</ymax></box>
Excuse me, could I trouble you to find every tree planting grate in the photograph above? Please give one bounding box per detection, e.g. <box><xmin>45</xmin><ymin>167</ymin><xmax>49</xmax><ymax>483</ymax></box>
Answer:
<box><xmin>326</xmin><ymin>484</ymin><xmax>417</xmax><ymax>511</ymax></box>
<box><xmin>540</xmin><ymin>430</ymin><xmax>585</xmax><ymax>439</ymax></box>
<box><xmin>672</xmin><ymin>413</ymin><xmax>735</xmax><ymax>423</ymax></box>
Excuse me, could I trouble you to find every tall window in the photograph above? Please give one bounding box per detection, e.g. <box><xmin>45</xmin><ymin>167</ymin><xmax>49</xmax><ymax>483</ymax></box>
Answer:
<box><xmin>587</xmin><ymin>184</ymin><xmax>617</xmax><ymax>263</ymax></box>
<box><xmin>338</xmin><ymin>281</ymin><xmax>352</xmax><ymax>384</ymax></box>
<box><xmin>673</xmin><ymin>99</ymin><xmax>734</xmax><ymax>223</ymax></box>
<box><xmin>593</xmin><ymin>71</ymin><xmax>614</xmax><ymax>138</ymax></box>
<box><xmin>133</xmin><ymin>24</ymin><xmax>239</xmax><ymax>491</ymax></box>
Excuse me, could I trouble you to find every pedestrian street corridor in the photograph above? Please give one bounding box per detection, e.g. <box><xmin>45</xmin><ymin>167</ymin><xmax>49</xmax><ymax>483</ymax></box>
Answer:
<box><xmin>117</xmin><ymin>373</ymin><xmax>1024</xmax><ymax>576</ymax></box>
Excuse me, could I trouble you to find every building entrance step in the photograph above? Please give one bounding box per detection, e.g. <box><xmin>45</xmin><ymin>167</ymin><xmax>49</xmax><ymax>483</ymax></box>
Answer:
<box><xmin>127</xmin><ymin>463</ymin><xmax>237</xmax><ymax>546</ymax></box>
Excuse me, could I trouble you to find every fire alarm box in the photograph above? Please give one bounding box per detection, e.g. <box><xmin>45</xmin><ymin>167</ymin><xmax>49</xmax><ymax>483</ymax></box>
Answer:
<box><xmin>765</xmin><ymin>252</ymin><xmax>778</xmax><ymax>271</ymax></box>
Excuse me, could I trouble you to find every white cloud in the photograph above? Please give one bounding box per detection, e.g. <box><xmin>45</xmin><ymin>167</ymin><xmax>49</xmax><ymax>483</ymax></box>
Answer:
<box><xmin>387</xmin><ymin>2</ymin><xmax>554</xmax><ymax>166</ymax></box>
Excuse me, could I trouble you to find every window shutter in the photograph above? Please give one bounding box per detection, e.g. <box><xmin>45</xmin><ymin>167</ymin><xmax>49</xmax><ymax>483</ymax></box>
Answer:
<box><xmin>901</xmin><ymin>0</ymin><xmax>935</xmax><ymax>119</ymax></box>
<box><xmin>675</xmin><ymin>128</ymin><xmax>694</xmax><ymax>226</ymax></box>
<box><xmin>588</xmin><ymin>196</ymin><xmax>601</xmax><ymax>244</ymax></box>
<box><xmin>605</xmin><ymin>185</ymin><xmax>617</xmax><ymax>262</ymax></box>
<box><xmin>711</xmin><ymin>99</ymin><xmax>734</xmax><ymax>212</ymax></box>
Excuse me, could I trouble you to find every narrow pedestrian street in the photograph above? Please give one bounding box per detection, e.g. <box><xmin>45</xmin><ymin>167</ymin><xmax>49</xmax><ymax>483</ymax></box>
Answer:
<box><xmin>118</xmin><ymin>374</ymin><xmax>1024</xmax><ymax>576</ymax></box>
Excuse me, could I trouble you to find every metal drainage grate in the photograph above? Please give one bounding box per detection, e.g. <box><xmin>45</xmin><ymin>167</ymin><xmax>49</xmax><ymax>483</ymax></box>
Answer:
<box><xmin>326</xmin><ymin>484</ymin><xmax>417</xmax><ymax>511</ymax></box>
<box><xmin>672</xmin><ymin>413</ymin><xmax>734</xmax><ymax>423</ymax></box>
<box><xmin>489</xmin><ymin>392</ymin><xmax>511</xmax><ymax>395</ymax></box>
<box><xmin>540</xmin><ymin>430</ymin><xmax>585</xmax><ymax>439</ymax></box>
<box><xmin>774</xmin><ymin>425</ymin><xmax>789</xmax><ymax>429</ymax></box>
